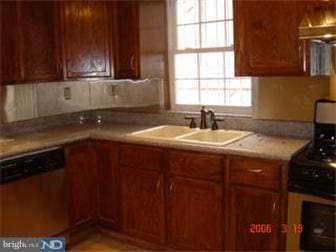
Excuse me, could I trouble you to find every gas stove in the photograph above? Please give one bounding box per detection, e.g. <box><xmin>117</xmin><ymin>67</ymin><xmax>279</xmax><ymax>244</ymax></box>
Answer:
<box><xmin>289</xmin><ymin>99</ymin><xmax>336</xmax><ymax>200</ymax></box>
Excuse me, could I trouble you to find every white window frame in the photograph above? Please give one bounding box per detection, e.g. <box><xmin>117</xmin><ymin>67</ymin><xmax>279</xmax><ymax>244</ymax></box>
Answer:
<box><xmin>167</xmin><ymin>0</ymin><xmax>256</xmax><ymax>116</ymax></box>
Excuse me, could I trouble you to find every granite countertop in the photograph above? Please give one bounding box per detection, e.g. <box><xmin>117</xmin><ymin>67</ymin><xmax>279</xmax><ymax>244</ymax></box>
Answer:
<box><xmin>0</xmin><ymin>123</ymin><xmax>309</xmax><ymax>161</ymax></box>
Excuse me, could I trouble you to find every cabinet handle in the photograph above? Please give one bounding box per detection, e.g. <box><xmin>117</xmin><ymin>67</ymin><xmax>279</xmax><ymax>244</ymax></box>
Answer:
<box><xmin>272</xmin><ymin>200</ymin><xmax>277</xmax><ymax>217</ymax></box>
<box><xmin>248</xmin><ymin>168</ymin><xmax>263</xmax><ymax>173</ymax></box>
<box><xmin>156</xmin><ymin>179</ymin><xmax>161</xmax><ymax>191</ymax></box>
<box><xmin>130</xmin><ymin>54</ymin><xmax>135</xmax><ymax>71</ymax></box>
<box><xmin>169</xmin><ymin>181</ymin><xmax>174</xmax><ymax>194</ymax></box>
<box><xmin>299</xmin><ymin>45</ymin><xmax>302</xmax><ymax>59</ymax></box>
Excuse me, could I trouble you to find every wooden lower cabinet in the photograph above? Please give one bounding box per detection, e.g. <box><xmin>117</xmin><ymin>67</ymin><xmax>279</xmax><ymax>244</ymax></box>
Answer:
<box><xmin>227</xmin><ymin>185</ymin><xmax>281</xmax><ymax>251</ymax></box>
<box><xmin>121</xmin><ymin>166</ymin><xmax>165</xmax><ymax>244</ymax></box>
<box><xmin>66</xmin><ymin>141</ymin><xmax>97</xmax><ymax>228</ymax></box>
<box><xmin>167</xmin><ymin>176</ymin><xmax>222</xmax><ymax>250</ymax></box>
<box><xmin>65</xmin><ymin>142</ymin><xmax>287</xmax><ymax>251</ymax></box>
<box><xmin>95</xmin><ymin>141</ymin><xmax>120</xmax><ymax>229</ymax></box>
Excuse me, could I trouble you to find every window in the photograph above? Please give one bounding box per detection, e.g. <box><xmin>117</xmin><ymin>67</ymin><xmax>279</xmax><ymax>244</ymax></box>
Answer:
<box><xmin>168</xmin><ymin>0</ymin><xmax>252</xmax><ymax>115</ymax></box>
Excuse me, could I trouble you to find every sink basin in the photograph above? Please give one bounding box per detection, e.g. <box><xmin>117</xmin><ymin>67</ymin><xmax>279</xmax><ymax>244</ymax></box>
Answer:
<box><xmin>177</xmin><ymin>129</ymin><xmax>253</xmax><ymax>146</ymax></box>
<box><xmin>130</xmin><ymin>125</ymin><xmax>197</xmax><ymax>139</ymax></box>
<box><xmin>130</xmin><ymin>125</ymin><xmax>253</xmax><ymax>146</ymax></box>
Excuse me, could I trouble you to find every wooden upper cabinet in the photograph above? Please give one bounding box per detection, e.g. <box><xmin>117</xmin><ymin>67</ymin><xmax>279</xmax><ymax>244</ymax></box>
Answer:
<box><xmin>113</xmin><ymin>0</ymin><xmax>140</xmax><ymax>79</ymax></box>
<box><xmin>167</xmin><ymin>176</ymin><xmax>222</xmax><ymax>250</ymax></box>
<box><xmin>234</xmin><ymin>0</ymin><xmax>307</xmax><ymax>76</ymax></box>
<box><xmin>66</xmin><ymin>141</ymin><xmax>97</xmax><ymax>228</ymax></box>
<box><xmin>0</xmin><ymin>1</ymin><xmax>20</xmax><ymax>84</ymax></box>
<box><xmin>19</xmin><ymin>1</ymin><xmax>61</xmax><ymax>82</ymax></box>
<box><xmin>228</xmin><ymin>186</ymin><xmax>280</xmax><ymax>251</ymax></box>
<box><xmin>61</xmin><ymin>1</ymin><xmax>111</xmax><ymax>78</ymax></box>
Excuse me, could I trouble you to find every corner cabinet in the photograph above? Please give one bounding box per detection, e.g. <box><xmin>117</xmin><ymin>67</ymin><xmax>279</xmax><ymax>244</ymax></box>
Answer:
<box><xmin>66</xmin><ymin>141</ymin><xmax>97</xmax><ymax>228</ymax></box>
<box><xmin>234</xmin><ymin>0</ymin><xmax>307</xmax><ymax>76</ymax></box>
<box><xmin>60</xmin><ymin>1</ymin><xmax>112</xmax><ymax>79</ymax></box>
<box><xmin>95</xmin><ymin>141</ymin><xmax>120</xmax><ymax>230</ymax></box>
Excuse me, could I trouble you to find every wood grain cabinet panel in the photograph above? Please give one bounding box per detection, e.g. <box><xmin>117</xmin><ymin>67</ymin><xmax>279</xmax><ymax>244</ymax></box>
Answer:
<box><xmin>19</xmin><ymin>1</ymin><xmax>61</xmax><ymax>82</ymax></box>
<box><xmin>113</xmin><ymin>0</ymin><xmax>140</xmax><ymax>79</ymax></box>
<box><xmin>167</xmin><ymin>176</ymin><xmax>222</xmax><ymax>250</ymax></box>
<box><xmin>66</xmin><ymin>141</ymin><xmax>97</xmax><ymax>228</ymax></box>
<box><xmin>229</xmin><ymin>157</ymin><xmax>282</xmax><ymax>191</ymax></box>
<box><xmin>61</xmin><ymin>1</ymin><xmax>111</xmax><ymax>78</ymax></box>
<box><xmin>228</xmin><ymin>186</ymin><xmax>280</xmax><ymax>251</ymax></box>
<box><xmin>0</xmin><ymin>1</ymin><xmax>20</xmax><ymax>84</ymax></box>
<box><xmin>234</xmin><ymin>0</ymin><xmax>307</xmax><ymax>76</ymax></box>
<box><xmin>121</xmin><ymin>166</ymin><xmax>165</xmax><ymax>244</ymax></box>
<box><xmin>119</xmin><ymin>144</ymin><xmax>163</xmax><ymax>171</ymax></box>
<box><xmin>167</xmin><ymin>151</ymin><xmax>222</xmax><ymax>182</ymax></box>
<box><xmin>95</xmin><ymin>141</ymin><xmax>120</xmax><ymax>230</ymax></box>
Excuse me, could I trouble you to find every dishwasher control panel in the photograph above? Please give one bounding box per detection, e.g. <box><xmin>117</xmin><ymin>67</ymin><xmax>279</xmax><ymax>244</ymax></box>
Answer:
<box><xmin>0</xmin><ymin>148</ymin><xmax>65</xmax><ymax>184</ymax></box>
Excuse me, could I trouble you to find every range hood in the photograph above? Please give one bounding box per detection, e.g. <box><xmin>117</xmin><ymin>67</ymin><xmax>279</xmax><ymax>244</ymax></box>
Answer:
<box><xmin>299</xmin><ymin>1</ymin><xmax>336</xmax><ymax>43</ymax></box>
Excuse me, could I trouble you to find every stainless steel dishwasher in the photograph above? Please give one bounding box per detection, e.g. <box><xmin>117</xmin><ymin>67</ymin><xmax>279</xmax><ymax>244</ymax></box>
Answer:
<box><xmin>0</xmin><ymin>147</ymin><xmax>69</xmax><ymax>237</ymax></box>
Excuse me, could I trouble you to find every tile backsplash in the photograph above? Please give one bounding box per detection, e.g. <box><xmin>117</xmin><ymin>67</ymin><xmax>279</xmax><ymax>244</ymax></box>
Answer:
<box><xmin>2</xmin><ymin>78</ymin><xmax>163</xmax><ymax>123</ymax></box>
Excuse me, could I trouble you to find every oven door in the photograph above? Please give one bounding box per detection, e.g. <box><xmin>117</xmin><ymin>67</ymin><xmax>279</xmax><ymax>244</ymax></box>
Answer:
<box><xmin>286</xmin><ymin>192</ymin><xmax>335</xmax><ymax>251</ymax></box>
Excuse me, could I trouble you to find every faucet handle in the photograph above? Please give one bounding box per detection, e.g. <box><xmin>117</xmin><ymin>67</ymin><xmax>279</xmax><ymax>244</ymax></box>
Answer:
<box><xmin>185</xmin><ymin>116</ymin><xmax>197</xmax><ymax>128</ymax></box>
<box><xmin>211</xmin><ymin>118</ymin><xmax>224</xmax><ymax>130</ymax></box>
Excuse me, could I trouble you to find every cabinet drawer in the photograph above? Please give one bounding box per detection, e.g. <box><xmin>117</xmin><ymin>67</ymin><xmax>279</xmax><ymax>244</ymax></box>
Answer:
<box><xmin>229</xmin><ymin>158</ymin><xmax>282</xmax><ymax>191</ymax></box>
<box><xmin>167</xmin><ymin>151</ymin><xmax>222</xmax><ymax>182</ymax></box>
<box><xmin>119</xmin><ymin>144</ymin><xmax>163</xmax><ymax>171</ymax></box>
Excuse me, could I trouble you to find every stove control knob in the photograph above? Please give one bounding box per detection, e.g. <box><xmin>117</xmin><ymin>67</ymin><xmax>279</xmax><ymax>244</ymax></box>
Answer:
<box><xmin>302</xmin><ymin>170</ymin><xmax>310</xmax><ymax>176</ymax></box>
<box><xmin>312</xmin><ymin>171</ymin><xmax>320</xmax><ymax>179</ymax></box>
<box><xmin>326</xmin><ymin>173</ymin><xmax>334</xmax><ymax>181</ymax></box>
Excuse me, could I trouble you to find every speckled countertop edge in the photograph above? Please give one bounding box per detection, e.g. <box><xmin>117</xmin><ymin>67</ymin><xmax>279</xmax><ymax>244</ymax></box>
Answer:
<box><xmin>0</xmin><ymin>123</ymin><xmax>310</xmax><ymax>161</ymax></box>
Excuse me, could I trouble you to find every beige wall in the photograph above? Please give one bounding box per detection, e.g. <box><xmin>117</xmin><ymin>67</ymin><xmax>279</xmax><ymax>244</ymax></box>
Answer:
<box><xmin>255</xmin><ymin>76</ymin><xmax>330</xmax><ymax>122</ymax></box>
<box><xmin>139</xmin><ymin>0</ymin><xmax>170</xmax><ymax>109</ymax></box>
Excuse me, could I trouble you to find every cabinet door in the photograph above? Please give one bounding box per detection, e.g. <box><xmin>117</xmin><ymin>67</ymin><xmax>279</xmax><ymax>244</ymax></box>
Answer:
<box><xmin>20</xmin><ymin>1</ymin><xmax>61</xmax><ymax>82</ymax></box>
<box><xmin>234</xmin><ymin>0</ymin><xmax>306</xmax><ymax>76</ymax></box>
<box><xmin>113</xmin><ymin>0</ymin><xmax>140</xmax><ymax>79</ymax></box>
<box><xmin>61</xmin><ymin>1</ymin><xmax>111</xmax><ymax>78</ymax></box>
<box><xmin>121</xmin><ymin>166</ymin><xmax>165</xmax><ymax>244</ymax></box>
<box><xmin>167</xmin><ymin>177</ymin><xmax>222</xmax><ymax>250</ymax></box>
<box><xmin>95</xmin><ymin>141</ymin><xmax>120</xmax><ymax>229</ymax></box>
<box><xmin>0</xmin><ymin>1</ymin><xmax>20</xmax><ymax>84</ymax></box>
<box><xmin>228</xmin><ymin>185</ymin><xmax>280</xmax><ymax>251</ymax></box>
<box><xmin>66</xmin><ymin>142</ymin><xmax>97</xmax><ymax>228</ymax></box>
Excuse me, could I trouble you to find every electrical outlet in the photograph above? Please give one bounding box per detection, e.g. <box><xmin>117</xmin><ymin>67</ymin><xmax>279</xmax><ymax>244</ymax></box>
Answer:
<box><xmin>64</xmin><ymin>87</ymin><xmax>71</xmax><ymax>100</ymax></box>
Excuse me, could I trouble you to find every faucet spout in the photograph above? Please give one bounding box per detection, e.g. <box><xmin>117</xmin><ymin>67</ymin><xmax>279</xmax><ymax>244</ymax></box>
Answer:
<box><xmin>200</xmin><ymin>106</ymin><xmax>208</xmax><ymax>129</ymax></box>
